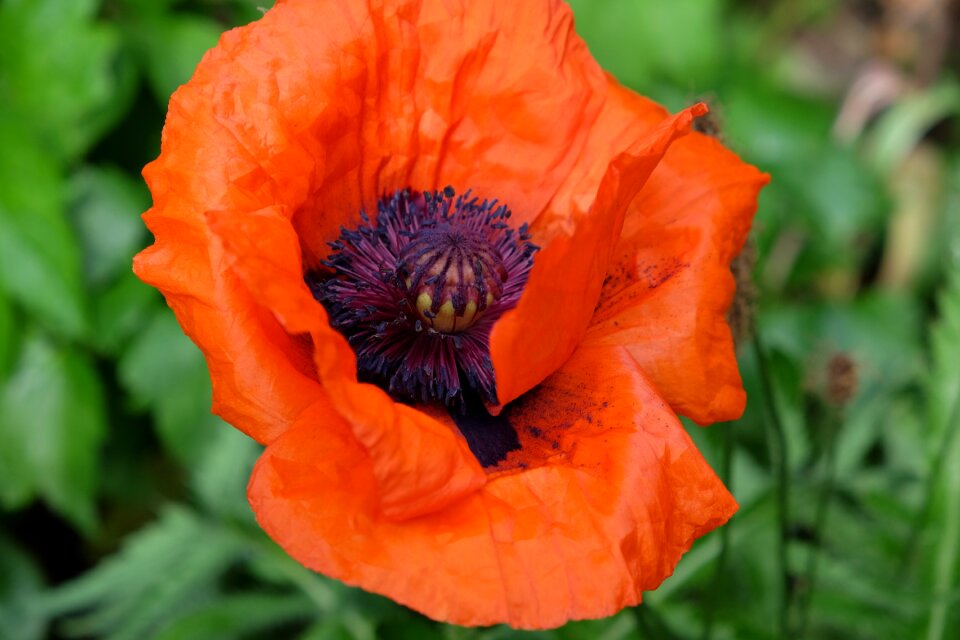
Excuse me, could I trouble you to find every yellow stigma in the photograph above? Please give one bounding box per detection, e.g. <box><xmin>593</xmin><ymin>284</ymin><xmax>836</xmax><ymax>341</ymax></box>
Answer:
<box><xmin>414</xmin><ymin>294</ymin><xmax>491</xmax><ymax>333</ymax></box>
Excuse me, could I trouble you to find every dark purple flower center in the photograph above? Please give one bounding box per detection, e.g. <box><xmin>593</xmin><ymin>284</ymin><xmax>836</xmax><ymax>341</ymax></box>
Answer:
<box><xmin>308</xmin><ymin>187</ymin><xmax>537</xmax><ymax>408</ymax></box>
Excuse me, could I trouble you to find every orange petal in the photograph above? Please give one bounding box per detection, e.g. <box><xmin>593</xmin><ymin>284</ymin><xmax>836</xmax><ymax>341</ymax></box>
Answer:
<box><xmin>163</xmin><ymin>0</ymin><xmax>618</xmax><ymax>267</ymax></box>
<box><xmin>133</xmin><ymin>211</ymin><xmax>322</xmax><ymax>445</ymax></box>
<box><xmin>249</xmin><ymin>342</ymin><xmax>736</xmax><ymax>628</ymax></box>
<box><xmin>207</xmin><ymin>206</ymin><xmax>486</xmax><ymax>520</ymax></box>
<box><xmin>132</xmin><ymin>8</ymin><xmax>333</xmax><ymax>445</ymax></box>
<box><xmin>490</xmin><ymin>104</ymin><xmax>706</xmax><ymax>408</ymax></box>
<box><xmin>134</xmin><ymin>0</ymin><xmax>694</xmax><ymax>439</ymax></box>
<box><xmin>582</xmin><ymin>86</ymin><xmax>769</xmax><ymax>424</ymax></box>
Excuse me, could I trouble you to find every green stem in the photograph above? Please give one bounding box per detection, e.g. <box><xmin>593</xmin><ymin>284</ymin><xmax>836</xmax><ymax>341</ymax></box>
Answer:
<box><xmin>701</xmin><ymin>424</ymin><xmax>736</xmax><ymax>640</ymax></box>
<box><xmin>796</xmin><ymin>404</ymin><xmax>841</xmax><ymax>638</ymax></box>
<box><xmin>752</xmin><ymin>332</ymin><xmax>792</xmax><ymax>639</ymax></box>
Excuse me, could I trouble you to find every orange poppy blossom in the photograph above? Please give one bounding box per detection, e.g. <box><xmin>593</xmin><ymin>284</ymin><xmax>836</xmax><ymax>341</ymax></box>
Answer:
<box><xmin>134</xmin><ymin>0</ymin><xmax>768</xmax><ymax>630</ymax></box>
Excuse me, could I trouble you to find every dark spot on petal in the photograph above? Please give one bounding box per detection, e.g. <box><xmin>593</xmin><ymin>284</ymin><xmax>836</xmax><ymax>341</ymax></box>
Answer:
<box><xmin>451</xmin><ymin>392</ymin><xmax>520</xmax><ymax>467</ymax></box>
<box><xmin>641</xmin><ymin>258</ymin><xmax>688</xmax><ymax>288</ymax></box>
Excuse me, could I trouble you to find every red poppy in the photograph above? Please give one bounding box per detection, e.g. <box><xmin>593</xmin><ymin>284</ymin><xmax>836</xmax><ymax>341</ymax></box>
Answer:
<box><xmin>134</xmin><ymin>0</ymin><xmax>768</xmax><ymax>629</ymax></box>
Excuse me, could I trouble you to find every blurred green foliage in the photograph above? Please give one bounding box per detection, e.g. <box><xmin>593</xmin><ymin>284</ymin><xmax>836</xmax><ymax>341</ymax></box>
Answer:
<box><xmin>1</xmin><ymin>0</ymin><xmax>959</xmax><ymax>638</ymax></box>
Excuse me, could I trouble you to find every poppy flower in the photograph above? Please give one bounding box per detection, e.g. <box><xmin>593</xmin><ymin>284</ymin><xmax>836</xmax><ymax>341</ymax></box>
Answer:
<box><xmin>134</xmin><ymin>0</ymin><xmax>768</xmax><ymax>630</ymax></box>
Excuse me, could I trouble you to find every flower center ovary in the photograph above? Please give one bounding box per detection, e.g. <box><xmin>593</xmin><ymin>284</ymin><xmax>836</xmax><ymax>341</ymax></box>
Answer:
<box><xmin>398</xmin><ymin>225</ymin><xmax>508</xmax><ymax>333</ymax></box>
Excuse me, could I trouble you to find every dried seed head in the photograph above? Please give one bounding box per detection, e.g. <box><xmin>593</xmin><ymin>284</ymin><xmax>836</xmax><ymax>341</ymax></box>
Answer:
<box><xmin>826</xmin><ymin>352</ymin><xmax>858</xmax><ymax>407</ymax></box>
<box><xmin>728</xmin><ymin>238</ymin><xmax>757</xmax><ymax>346</ymax></box>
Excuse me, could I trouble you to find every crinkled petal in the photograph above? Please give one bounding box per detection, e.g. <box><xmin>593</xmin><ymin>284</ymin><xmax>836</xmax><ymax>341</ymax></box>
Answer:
<box><xmin>133</xmin><ymin>211</ymin><xmax>321</xmax><ymax>445</ymax></box>
<box><xmin>134</xmin><ymin>0</ymin><xmax>679</xmax><ymax>443</ymax></box>
<box><xmin>249</xmin><ymin>342</ymin><xmax>736</xmax><ymax>628</ymax></box>
<box><xmin>173</xmin><ymin>0</ymin><xmax>615</xmax><ymax>265</ymax></box>
<box><xmin>582</xmin><ymin>86</ymin><xmax>769</xmax><ymax>423</ymax></box>
<box><xmin>490</xmin><ymin>104</ymin><xmax>706</xmax><ymax>408</ymax></box>
<box><xmin>207</xmin><ymin>206</ymin><xmax>485</xmax><ymax>520</ymax></box>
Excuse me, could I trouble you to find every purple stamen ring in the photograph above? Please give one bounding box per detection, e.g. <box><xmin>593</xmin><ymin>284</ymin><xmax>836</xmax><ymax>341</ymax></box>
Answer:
<box><xmin>308</xmin><ymin>187</ymin><xmax>537</xmax><ymax>407</ymax></box>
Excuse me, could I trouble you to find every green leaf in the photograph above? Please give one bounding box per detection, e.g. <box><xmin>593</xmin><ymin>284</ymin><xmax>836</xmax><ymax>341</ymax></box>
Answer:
<box><xmin>867</xmin><ymin>81</ymin><xmax>960</xmax><ymax>174</ymax></box>
<box><xmin>923</xmin><ymin>264</ymin><xmax>960</xmax><ymax>639</ymax></box>
<box><xmin>0</xmin><ymin>288</ymin><xmax>15</xmax><ymax>378</ymax></box>
<box><xmin>0</xmin><ymin>334</ymin><xmax>106</xmax><ymax>532</ymax></box>
<box><xmin>374</xmin><ymin>619</ymin><xmax>444</xmax><ymax>640</ymax></box>
<box><xmin>92</xmin><ymin>271</ymin><xmax>161</xmax><ymax>356</ymax></box>
<box><xmin>117</xmin><ymin>0</ymin><xmax>179</xmax><ymax>10</ymax></box>
<box><xmin>803</xmin><ymin>556</ymin><xmax>915</xmax><ymax>639</ymax></box>
<box><xmin>233</xmin><ymin>1</ymin><xmax>277</xmax><ymax>24</ymax></box>
<box><xmin>821</xmin><ymin>292</ymin><xmax>924</xmax><ymax>397</ymax></box>
<box><xmin>723</xmin><ymin>81</ymin><xmax>834</xmax><ymax>169</ymax></box>
<box><xmin>133</xmin><ymin>14</ymin><xmax>225</xmax><ymax>104</ymax></box>
<box><xmin>298</xmin><ymin>620</ymin><xmax>361</xmax><ymax>640</ymax></box>
<box><xmin>880</xmin><ymin>396</ymin><xmax>929</xmax><ymax>483</ymax></box>
<box><xmin>928</xmin><ymin>267</ymin><xmax>960</xmax><ymax>447</ymax></box>
<box><xmin>0</xmin><ymin>534</ymin><xmax>47</xmax><ymax>640</ymax></box>
<box><xmin>118</xmin><ymin>309</ymin><xmax>218</xmax><ymax>464</ymax></box>
<box><xmin>723</xmin><ymin>82</ymin><xmax>888</xmax><ymax>287</ymax></box>
<box><xmin>0</xmin><ymin>116</ymin><xmax>89</xmax><ymax>339</ymax></box>
<box><xmin>38</xmin><ymin>507</ymin><xmax>244</xmax><ymax>640</ymax></box>
<box><xmin>246</xmin><ymin>545</ymin><xmax>343</xmax><ymax>611</ymax></box>
<box><xmin>462</xmin><ymin>628</ymin><xmax>553</xmax><ymax>640</ymax></box>
<box><xmin>834</xmin><ymin>396</ymin><xmax>900</xmax><ymax>479</ymax></box>
<box><xmin>784</xmin><ymin>145</ymin><xmax>887</xmax><ymax>254</ymax></box>
<box><xmin>569</xmin><ymin>0</ymin><xmax>725</xmax><ymax>91</ymax></box>
<box><xmin>117</xmin><ymin>0</ymin><xmax>275</xmax><ymax>31</ymax></box>
<box><xmin>247</xmin><ymin>541</ymin><xmax>406</xmax><ymax>639</ymax></box>
<box><xmin>68</xmin><ymin>166</ymin><xmax>149</xmax><ymax>288</ymax></box>
<box><xmin>557</xmin><ymin>612</ymin><xmax>636</xmax><ymax>640</ymax></box>
<box><xmin>191</xmin><ymin>425</ymin><xmax>261</xmax><ymax>521</ymax></box>
<box><xmin>152</xmin><ymin>592</ymin><xmax>315</xmax><ymax>640</ymax></box>
<box><xmin>757</xmin><ymin>292</ymin><xmax>923</xmax><ymax>404</ymax></box>
<box><xmin>247</xmin><ymin>541</ymin><xmax>415</xmax><ymax>640</ymax></box>
<box><xmin>0</xmin><ymin>0</ymin><xmax>132</xmax><ymax>162</ymax></box>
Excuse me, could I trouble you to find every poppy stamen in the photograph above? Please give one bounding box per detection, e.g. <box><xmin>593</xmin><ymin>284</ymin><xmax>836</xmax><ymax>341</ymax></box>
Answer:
<box><xmin>309</xmin><ymin>187</ymin><xmax>537</xmax><ymax>407</ymax></box>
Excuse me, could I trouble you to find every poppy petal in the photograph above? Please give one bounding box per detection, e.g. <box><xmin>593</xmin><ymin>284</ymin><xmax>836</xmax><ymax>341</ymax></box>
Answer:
<box><xmin>206</xmin><ymin>205</ymin><xmax>486</xmax><ymax>520</ymax></box>
<box><xmin>490</xmin><ymin>104</ymin><xmax>706</xmax><ymax>408</ymax></box>
<box><xmin>134</xmin><ymin>0</ymin><xmax>693</xmax><ymax>440</ymax></box>
<box><xmin>168</xmin><ymin>0</ymin><xmax>617</xmax><ymax>267</ymax></box>
<box><xmin>133</xmin><ymin>213</ymin><xmax>322</xmax><ymax>445</ymax></box>
<box><xmin>249</xmin><ymin>342</ymin><xmax>736</xmax><ymax>628</ymax></box>
<box><xmin>582</xmin><ymin>90</ymin><xmax>769</xmax><ymax>423</ymax></box>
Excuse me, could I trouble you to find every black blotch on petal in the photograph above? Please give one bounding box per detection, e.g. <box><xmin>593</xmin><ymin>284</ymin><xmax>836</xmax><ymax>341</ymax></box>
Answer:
<box><xmin>451</xmin><ymin>392</ymin><xmax>520</xmax><ymax>467</ymax></box>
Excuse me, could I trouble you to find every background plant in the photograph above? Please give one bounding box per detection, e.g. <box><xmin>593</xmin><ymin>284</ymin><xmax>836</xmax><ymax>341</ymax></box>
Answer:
<box><xmin>1</xmin><ymin>0</ymin><xmax>958</xmax><ymax>638</ymax></box>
